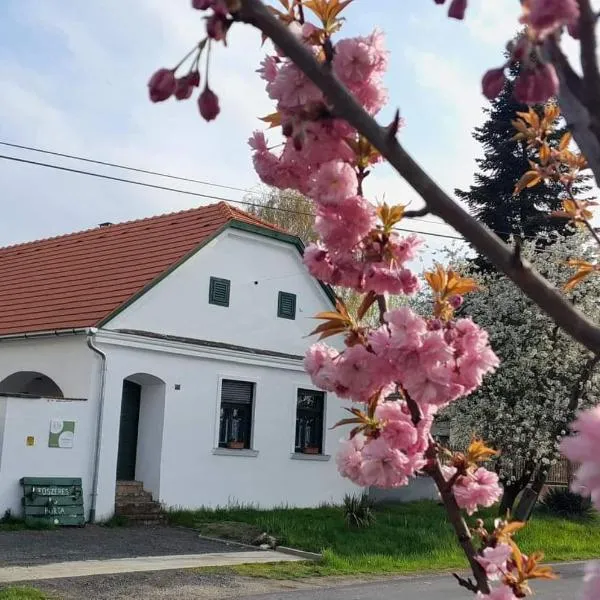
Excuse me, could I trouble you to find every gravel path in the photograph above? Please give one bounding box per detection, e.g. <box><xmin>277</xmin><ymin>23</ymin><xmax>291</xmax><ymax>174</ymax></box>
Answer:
<box><xmin>0</xmin><ymin>526</ymin><xmax>253</xmax><ymax>566</ymax></box>
<box><xmin>10</xmin><ymin>570</ymin><xmax>305</xmax><ymax>600</ymax></box>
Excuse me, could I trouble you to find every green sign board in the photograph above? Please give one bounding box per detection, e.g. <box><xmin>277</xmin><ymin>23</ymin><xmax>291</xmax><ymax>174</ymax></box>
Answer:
<box><xmin>21</xmin><ymin>477</ymin><xmax>85</xmax><ymax>527</ymax></box>
<box><xmin>48</xmin><ymin>419</ymin><xmax>76</xmax><ymax>448</ymax></box>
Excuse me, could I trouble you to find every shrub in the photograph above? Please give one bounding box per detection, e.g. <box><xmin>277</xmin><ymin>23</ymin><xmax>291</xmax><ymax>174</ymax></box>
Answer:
<box><xmin>343</xmin><ymin>493</ymin><xmax>375</xmax><ymax>528</ymax></box>
<box><xmin>541</xmin><ymin>487</ymin><xmax>594</xmax><ymax>519</ymax></box>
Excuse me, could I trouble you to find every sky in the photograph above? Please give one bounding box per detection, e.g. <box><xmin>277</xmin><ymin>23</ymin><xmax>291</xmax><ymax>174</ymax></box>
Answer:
<box><xmin>0</xmin><ymin>0</ymin><xmax>575</xmax><ymax>260</ymax></box>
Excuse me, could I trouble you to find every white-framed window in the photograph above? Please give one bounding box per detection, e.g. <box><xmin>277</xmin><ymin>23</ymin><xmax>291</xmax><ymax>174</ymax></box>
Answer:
<box><xmin>218</xmin><ymin>379</ymin><xmax>255</xmax><ymax>450</ymax></box>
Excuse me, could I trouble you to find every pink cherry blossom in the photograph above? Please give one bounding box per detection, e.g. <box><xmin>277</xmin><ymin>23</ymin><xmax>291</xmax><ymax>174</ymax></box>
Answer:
<box><xmin>303</xmin><ymin>243</ymin><xmax>336</xmax><ymax>282</ymax></box>
<box><xmin>314</xmin><ymin>196</ymin><xmax>376</xmax><ymax>252</ymax></box>
<box><xmin>388</xmin><ymin>233</ymin><xmax>423</xmax><ymax>264</ymax></box>
<box><xmin>310</xmin><ymin>161</ymin><xmax>359</xmax><ymax>206</ymax></box>
<box><xmin>359</xmin><ymin>436</ymin><xmax>426</xmax><ymax>488</ymax></box>
<box><xmin>333</xmin><ymin>33</ymin><xmax>387</xmax><ymax>85</ymax></box>
<box><xmin>336</xmin><ymin>434</ymin><xmax>365</xmax><ymax>482</ymax></box>
<box><xmin>476</xmin><ymin>543</ymin><xmax>512</xmax><ymax>580</ymax></box>
<box><xmin>257</xmin><ymin>56</ymin><xmax>279</xmax><ymax>83</ymax></box>
<box><xmin>268</xmin><ymin>62</ymin><xmax>322</xmax><ymax>109</ymax></box>
<box><xmin>376</xmin><ymin>401</ymin><xmax>418</xmax><ymax>450</ymax></box>
<box><xmin>582</xmin><ymin>561</ymin><xmax>600</xmax><ymax>600</ymax></box>
<box><xmin>561</xmin><ymin>406</ymin><xmax>600</xmax><ymax>510</ymax></box>
<box><xmin>449</xmin><ymin>467</ymin><xmax>503</xmax><ymax>515</ymax></box>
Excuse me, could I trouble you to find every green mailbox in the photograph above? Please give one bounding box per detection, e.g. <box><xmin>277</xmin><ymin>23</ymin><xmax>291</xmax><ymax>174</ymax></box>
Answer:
<box><xmin>20</xmin><ymin>477</ymin><xmax>85</xmax><ymax>526</ymax></box>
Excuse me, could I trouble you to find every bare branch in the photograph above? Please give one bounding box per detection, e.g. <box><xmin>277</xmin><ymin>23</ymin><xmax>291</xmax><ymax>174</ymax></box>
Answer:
<box><xmin>376</xmin><ymin>295</ymin><xmax>387</xmax><ymax>325</ymax></box>
<box><xmin>544</xmin><ymin>38</ymin><xmax>600</xmax><ymax>184</ymax></box>
<box><xmin>239</xmin><ymin>0</ymin><xmax>600</xmax><ymax>355</ymax></box>
<box><xmin>452</xmin><ymin>573</ymin><xmax>479</xmax><ymax>593</ymax></box>
<box><xmin>428</xmin><ymin>459</ymin><xmax>490</xmax><ymax>594</ymax></box>
<box><xmin>404</xmin><ymin>207</ymin><xmax>430</xmax><ymax>219</ymax></box>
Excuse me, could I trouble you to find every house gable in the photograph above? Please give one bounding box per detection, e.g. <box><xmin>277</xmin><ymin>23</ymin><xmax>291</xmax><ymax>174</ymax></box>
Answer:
<box><xmin>103</xmin><ymin>225</ymin><xmax>335</xmax><ymax>356</ymax></box>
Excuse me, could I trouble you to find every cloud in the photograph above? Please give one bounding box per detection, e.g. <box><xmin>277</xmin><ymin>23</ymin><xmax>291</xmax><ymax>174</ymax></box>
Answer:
<box><xmin>0</xmin><ymin>0</ymin><xmax>271</xmax><ymax>245</ymax></box>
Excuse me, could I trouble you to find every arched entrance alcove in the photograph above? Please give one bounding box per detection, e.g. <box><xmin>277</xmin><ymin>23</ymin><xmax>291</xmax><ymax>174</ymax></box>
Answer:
<box><xmin>116</xmin><ymin>373</ymin><xmax>166</xmax><ymax>501</ymax></box>
<box><xmin>0</xmin><ymin>371</ymin><xmax>64</xmax><ymax>398</ymax></box>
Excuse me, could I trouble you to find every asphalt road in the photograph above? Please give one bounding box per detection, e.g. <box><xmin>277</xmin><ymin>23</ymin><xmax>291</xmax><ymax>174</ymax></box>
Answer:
<box><xmin>241</xmin><ymin>562</ymin><xmax>586</xmax><ymax>600</ymax></box>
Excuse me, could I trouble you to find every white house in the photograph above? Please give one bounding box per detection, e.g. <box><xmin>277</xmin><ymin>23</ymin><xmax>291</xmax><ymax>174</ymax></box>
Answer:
<box><xmin>0</xmin><ymin>202</ymin><xmax>358</xmax><ymax>522</ymax></box>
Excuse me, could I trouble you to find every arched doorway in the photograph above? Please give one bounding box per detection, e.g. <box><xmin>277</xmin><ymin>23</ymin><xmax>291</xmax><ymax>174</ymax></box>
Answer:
<box><xmin>0</xmin><ymin>371</ymin><xmax>64</xmax><ymax>397</ymax></box>
<box><xmin>116</xmin><ymin>374</ymin><xmax>166</xmax><ymax>499</ymax></box>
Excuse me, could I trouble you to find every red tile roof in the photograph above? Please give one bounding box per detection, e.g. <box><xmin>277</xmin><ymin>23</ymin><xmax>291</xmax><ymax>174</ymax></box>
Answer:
<box><xmin>0</xmin><ymin>202</ymin><xmax>287</xmax><ymax>336</ymax></box>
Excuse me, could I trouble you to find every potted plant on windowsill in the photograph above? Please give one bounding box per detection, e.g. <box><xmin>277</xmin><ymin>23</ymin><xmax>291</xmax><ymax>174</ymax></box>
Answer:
<box><xmin>303</xmin><ymin>446</ymin><xmax>320</xmax><ymax>455</ymax></box>
<box><xmin>227</xmin><ymin>440</ymin><xmax>245</xmax><ymax>449</ymax></box>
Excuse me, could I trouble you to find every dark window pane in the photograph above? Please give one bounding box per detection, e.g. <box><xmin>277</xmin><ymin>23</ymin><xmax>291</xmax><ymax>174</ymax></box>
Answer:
<box><xmin>218</xmin><ymin>380</ymin><xmax>254</xmax><ymax>449</ymax></box>
<box><xmin>209</xmin><ymin>277</ymin><xmax>230</xmax><ymax>307</ymax></box>
<box><xmin>295</xmin><ymin>389</ymin><xmax>324</xmax><ymax>454</ymax></box>
<box><xmin>278</xmin><ymin>291</ymin><xmax>296</xmax><ymax>320</ymax></box>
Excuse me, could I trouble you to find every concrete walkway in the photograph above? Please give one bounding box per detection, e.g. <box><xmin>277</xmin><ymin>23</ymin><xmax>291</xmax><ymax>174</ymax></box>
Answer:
<box><xmin>0</xmin><ymin>550</ymin><xmax>304</xmax><ymax>583</ymax></box>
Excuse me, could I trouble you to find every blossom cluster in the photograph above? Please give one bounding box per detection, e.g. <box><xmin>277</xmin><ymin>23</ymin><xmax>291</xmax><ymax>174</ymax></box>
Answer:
<box><xmin>245</xmin><ymin>5</ymin><xmax>502</xmax><ymax>513</ymax></box>
<box><xmin>308</xmin><ymin>306</ymin><xmax>499</xmax><ymax>494</ymax></box>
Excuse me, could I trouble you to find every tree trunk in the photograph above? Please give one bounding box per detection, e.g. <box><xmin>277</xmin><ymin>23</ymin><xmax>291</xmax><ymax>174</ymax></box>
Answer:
<box><xmin>513</xmin><ymin>468</ymin><xmax>548</xmax><ymax>522</ymax></box>
<box><xmin>498</xmin><ymin>481</ymin><xmax>525</xmax><ymax>517</ymax></box>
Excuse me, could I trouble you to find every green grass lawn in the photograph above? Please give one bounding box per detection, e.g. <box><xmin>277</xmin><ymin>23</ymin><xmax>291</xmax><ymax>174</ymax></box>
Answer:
<box><xmin>169</xmin><ymin>500</ymin><xmax>600</xmax><ymax>578</ymax></box>
<box><xmin>0</xmin><ymin>588</ymin><xmax>48</xmax><ymax>600</ymax></box>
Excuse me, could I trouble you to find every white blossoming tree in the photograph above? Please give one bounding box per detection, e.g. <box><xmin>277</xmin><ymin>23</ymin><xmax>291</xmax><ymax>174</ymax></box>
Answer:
<box><xmin>446</xmin><ymin>231</ymin><xmax>600</xmax><ymax>516</ymax></box>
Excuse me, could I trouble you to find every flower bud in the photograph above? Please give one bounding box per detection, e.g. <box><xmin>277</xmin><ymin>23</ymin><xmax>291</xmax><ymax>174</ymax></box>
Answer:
<box><xmin>174</xmin><ymin>76</ymin><xmax>194</xmax><ymax>101</ymax></box>
<box><xmin>449</xmin><ymin>295</ymin><xmax>464</xmax><ymax>309</ymax></box>
<box><xmin>192</xmin><ymin>0</ymin><xmax>214</xmax><ymax>9</ymax></box>
<box><xmin>481</xmin><ymin>68</ymin><xmax>506</xmax><ymax>100</ymax></box>
<box><xmin>198</xmin><ymin>85</ymin><xmax>220</xmax><ymax>121</ymax></box>
<box><xmin>206</xmin><ymin>13</ymin><xmax>230</xmax><ymax>42</ymax></box>
<box><xmin>448</xmin><ymin>0</ymin><xmax>467</xmax><ymax>20</ymax></box>
<box><xmin>188</xmin><ymin>71</ymin><xmax>201</xmax><ymax>88</ymax></box>
<box><xmin>514</xmin><ymin>64</ymin><xmax>559</xmax><ymax>104</ymax></box>
<box><xmin>148</xmin><ymin>68</ymin><xmax>176</xmax><ymax>103</ymax></box>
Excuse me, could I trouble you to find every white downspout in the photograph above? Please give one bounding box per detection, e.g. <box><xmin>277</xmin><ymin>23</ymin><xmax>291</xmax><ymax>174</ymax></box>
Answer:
<box><xmin>87</xmin><ymin>327</ymin><xmax>107</xmax><ymax>523</ymax></box>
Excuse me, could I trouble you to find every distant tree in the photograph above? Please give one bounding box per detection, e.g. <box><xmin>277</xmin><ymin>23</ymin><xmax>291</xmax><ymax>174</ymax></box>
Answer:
<box><xmin>443</xmin><ymin>231</ymin><xmax>600</xmax><ymax>517</ymax></box>
<box><xmin>455</xmin><ymin>63</ymin><xmax>590</xmax><ymax>266</ymax></box>
<box><xmin>247</xmin><ymin>187</ymin><xmax>316</xmax><ymax>243</ymax></box>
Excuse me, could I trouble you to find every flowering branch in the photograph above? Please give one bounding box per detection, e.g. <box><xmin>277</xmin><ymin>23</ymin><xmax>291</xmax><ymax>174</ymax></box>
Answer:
<box><xmin>236</xmin><ymin>0</ymin><xmax>600</xmax><ymax>356</ymax></box>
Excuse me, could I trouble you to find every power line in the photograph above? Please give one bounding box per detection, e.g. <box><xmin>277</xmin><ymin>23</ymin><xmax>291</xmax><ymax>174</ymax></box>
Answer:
<box><xmin>0</xmin><ymin>139</ymin><xmax>460</xmax><ymax>230</ymax></box>
<box><xmin>1</xmin><ymin>139</ymin><xmax>577</xmax><ymax>242</ymax></box>
<box><xmin>0</xmin><ymin>153</ymin><xmax>465</xmax><ymax>241</ymax></box>
<box><xmin>0</xmin><ymin>140</ymin><xmax>254</xmax><ymax>195</ymax></box>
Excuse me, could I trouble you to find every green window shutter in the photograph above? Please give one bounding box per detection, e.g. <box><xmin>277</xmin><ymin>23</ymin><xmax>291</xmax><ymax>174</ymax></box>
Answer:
<box><xmin>278</xmin><ymin>291</ymin><xmax>296</xmax><ymax>320</ymax></box>
<box><xmin>209</xmin><ymin>277</ymin><xmax>230</xmax><ymax>307</ymax></box>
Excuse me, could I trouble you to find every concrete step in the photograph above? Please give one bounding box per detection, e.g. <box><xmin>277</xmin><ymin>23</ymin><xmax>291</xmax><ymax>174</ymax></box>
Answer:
<box><xmin>116</xmin><ymin>490</ymin><xmax>153</xmax><ymax>501</ymax></box>
<box><xmin>121</xmin><ymin>514</ymin><xmax>168</xmax><ymax>526</ymax></box>
<box><xmin>114</xmin><ymin>481</ymin><xmax>166</xmax><ymax>526</ymax></box>
<box><xmin>115</xmin><ymin>503</ymin><xmax>163</xmax><ymax>516</ymax></box>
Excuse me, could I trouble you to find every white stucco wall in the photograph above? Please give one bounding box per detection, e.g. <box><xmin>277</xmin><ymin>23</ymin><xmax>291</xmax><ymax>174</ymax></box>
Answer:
<box><xmin>92</xmin><ymin>334</ymin><xmax>359</xmax><ymax>519</ymax></box>
<box><xmin>134</xmin><ymin>380</ymin><xmax>165</xmax><ymax>500</ymax></box>
<box><xmin>106</xmin><ymin>229</ymin><xmax>333</xmax><ymax>356</ymax></box>
<box><xmin>0</xmin><ymin>396</ymin><xmax>96</xmax><ymax>517</ymax></box>
<box><xmin>0</xmin><ymin>336</ymin><xmax>94</xmax><ymax>399</ymax></box>
<box><xmin>0</xmin><ymin>335</ymin><xmax>98</xmax><ymax>517</ymax></box>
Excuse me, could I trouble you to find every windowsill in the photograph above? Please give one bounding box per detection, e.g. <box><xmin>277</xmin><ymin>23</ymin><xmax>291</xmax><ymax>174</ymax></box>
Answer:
<box><xmin>290</xmin><ymin>452</ymin><xmax>331</xmax><ymax>462</ymax></box>
<box><xmin>212</xmin><ymin>448</ymin><xmax>259</xmax><ymax>457</ymax></box>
